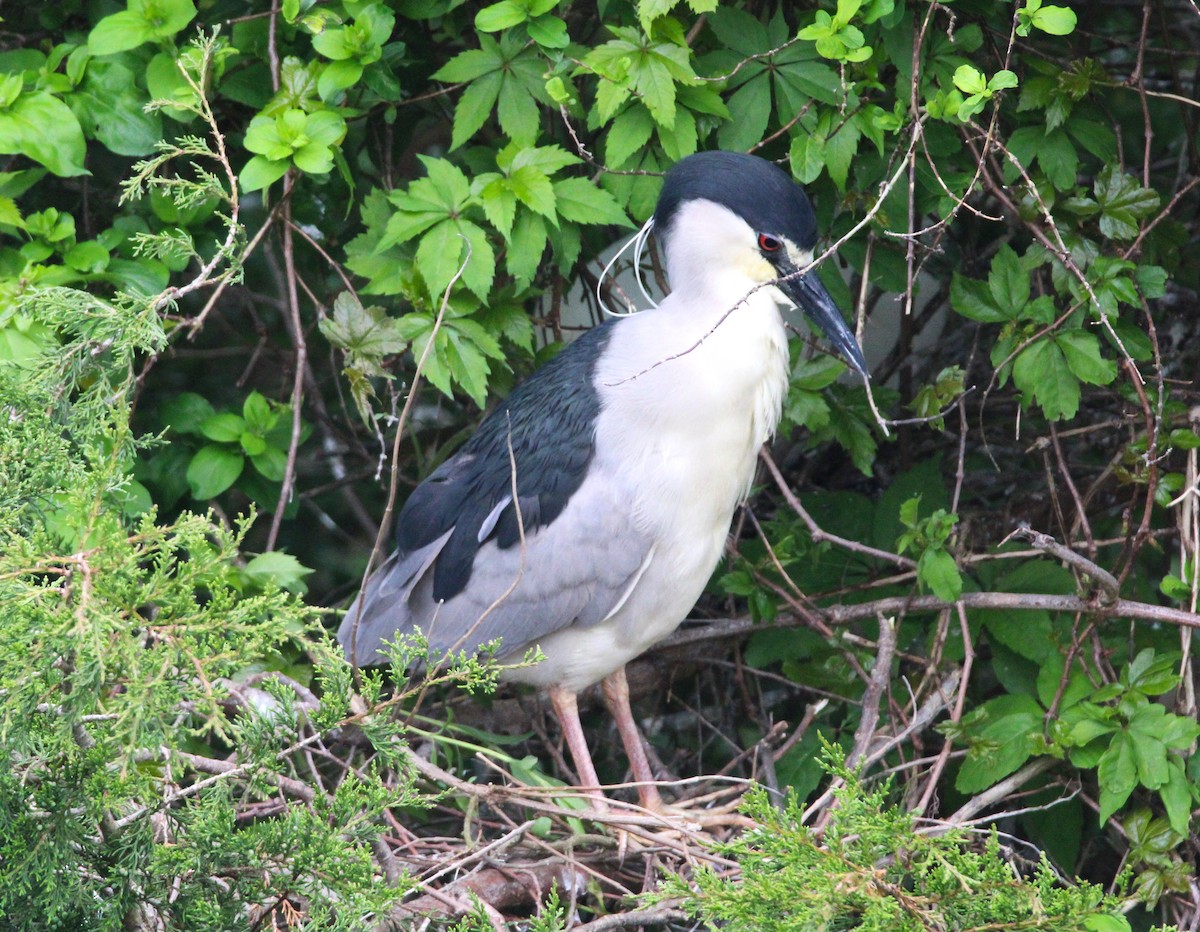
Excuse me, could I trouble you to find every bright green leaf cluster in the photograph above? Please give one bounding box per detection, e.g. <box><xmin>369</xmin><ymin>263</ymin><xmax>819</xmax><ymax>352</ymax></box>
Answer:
<box><xmin>798</xmin><ymin>0</ymin><xmax>886</xmax><ymax>63</ymax></box>
<box><xmin>950</xmin><ymin>64</ymin><xmax>1019</xmax><ymax>122</ymax></box>
<box><xmin>434</xmin><ymin>33</ymin><xmax>549</xmax><ymax>149</ymax></box>
<box><xmin>1055</xmin><ymin>649</ymin><xmax>1199</xmax><ymax>835</ymax></box>
<box><xmin>952</xmin><ymin>245</ymin><xmax>1118</xmax><ymax>421</ymax></box>
<box><xmin>160</xmin><ymin>390</ymin><xmax>307</xmax><ymax>500</ymax></box>
<box><xmin>476</xmin><ymin>0</ymin><xmax>569</xmax><ymax>49</ymax></box>
<box><xmin>1017</xmin><ymin>0</ymin><xmax>1079</xmax><ymax>37</ymax></box>
<box><xmin>240</xmin><ymin>108</ymin><xmax>347</xmax><ymax>191</ymax></box>
<box><xmin>311</xmin><ymin>3</ymin><xmax>397</xmax><ymax>100</ymax></box>
<box><xmin>87</xmin><ymin>0</ymin><xmax>198</xmax><ymax>57</ymax></box>
<box><xmin>896</xmin><ymin>495</ymin><xmax>962</xmax><ymax>601</ymax></box>
<box><xmin>0</xmin><ymin>76</ymin><xmax>88</xmax><ymax>177</ymax></box>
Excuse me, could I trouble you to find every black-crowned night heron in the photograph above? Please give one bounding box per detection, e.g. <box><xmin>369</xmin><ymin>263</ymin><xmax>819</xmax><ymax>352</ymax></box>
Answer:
<box><xmin>339</xmin><ymin>150</ymin><xmax>868</xmax><ymax>812</ymax></box>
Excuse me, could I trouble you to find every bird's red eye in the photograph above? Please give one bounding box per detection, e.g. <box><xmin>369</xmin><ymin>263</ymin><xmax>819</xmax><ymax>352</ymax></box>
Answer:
<box><xmin>758</xmin><ymin>233</ymin><xmax>782</xmax><ymax>252</ymax></box>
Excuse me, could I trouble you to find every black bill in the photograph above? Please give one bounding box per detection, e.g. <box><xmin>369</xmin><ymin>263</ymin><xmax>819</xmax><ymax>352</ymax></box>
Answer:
<box><xmin>781</xmin><ymin>268</ymin><xmax>869</xmax><ymax>377</ymax></box>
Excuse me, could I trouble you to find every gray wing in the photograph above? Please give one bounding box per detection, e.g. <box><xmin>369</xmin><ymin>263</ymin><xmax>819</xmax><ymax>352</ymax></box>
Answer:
<box><xmin>336</xmin><ymin>322</ymin><xmax>656</xmax><ymax>666</ymax></box>
<box><xmin>337</xmin><ymin>468</ymin><xmax>654</xmax><ymax>666</ymax></box>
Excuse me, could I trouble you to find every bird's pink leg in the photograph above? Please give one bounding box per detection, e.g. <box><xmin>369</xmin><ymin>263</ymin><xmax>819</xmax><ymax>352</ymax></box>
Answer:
<box><xmin>601</xmin><ymin>666</ymin><xmax>664</xmax><ymax>812</ymax></box>
<box><xmin>547</xmin><ymin>684</ymin><xmax>607</xmax><ymax>808</ymax></box>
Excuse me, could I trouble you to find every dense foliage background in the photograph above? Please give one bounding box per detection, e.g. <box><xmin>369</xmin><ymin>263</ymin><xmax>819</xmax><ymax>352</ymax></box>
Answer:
<box><xmin>1</xmin><ymin>0</ymin><xmax>1199</xmax><ymax>928</ymax></box>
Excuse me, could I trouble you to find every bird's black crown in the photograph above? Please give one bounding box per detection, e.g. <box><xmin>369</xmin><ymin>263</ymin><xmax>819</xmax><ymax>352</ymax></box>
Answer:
<box><xmin>653</xmin><ymin>151</ymin><xmax>819</xmax><ymax>252</ymax></box>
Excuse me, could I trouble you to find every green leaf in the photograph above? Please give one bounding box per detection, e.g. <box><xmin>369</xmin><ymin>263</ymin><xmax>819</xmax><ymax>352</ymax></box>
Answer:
<box><xmin>87</xmin><ymin>11</ymin><xmax>154</xmax><ymax>56</ymax></box>
<box><xmin>1056</xmin><ymin>330</ymin><xmax>1117</xmax><ymax>386</ymax></box>
<box><xmin>243</xmin><ymin>551</ymin><xmax>314</xmax><ymax>594</ymax></box>
<box><xmin>312</xmin><ymin>27</ymin><xmax>352</xmax><ymax>60</ymax></box>
<box><xmin>475</xmin><ymin>0</ymin><xmax>527</xmax><ymax>31</ymax></box>
<box><xmin>988</xmin><ymin>69</ymin><xmax>1018</xmax><ymax>91</ymax></box>
<box><xmin>822</xmin><ymin>118</ymin><xmax>861</xmax><ymax>191</ymax></box>
<box><xmin>1032</xmin><ymin>4</ymin><xmax>1077</xmax><ymax>35</ymax></box>
<box><xmin>292</xmin><ymin>141</ymin><xmax>334</xmax><ymax>174</ymax></box>
<box><xmin>140</xmin><ymin>0</ymin><xmax>197</xmax><ymax>39</ymax></box>
<box><xmin>478</xmin><ymin>177</ymin><xmax>517</xmax><ymax>239</ymax></box>
<box><xmin>161</xmin><ymin>392</ymin><xmax>215</xmax><ymax>433</ymax></box>
<box><xmin>605</xmin><ymin>106</ymin><xmax>655</xmax><ymax>169</ymax></box>
<box><xmin>496</xmin><ymin>70</ymin><xmax>540</xmax><ymax>144</ymax></box>
<box><xmin>552</xmin><ymin>178</ymin><xmax>631</xmax><ymax>227</ymax></box>
<box><xmin>239</xmin><ymin>155</ymin><xmax>289</xmax><ymax>192</ymax></box>
<box><xmin>951</xmin><ymin>274</ymin><xmax>1007</xmax><ymax>323</ymax></box>
<box><xmin>1013</xmin><ymin>338</ymin><xmax>1080</xmax><ymax>421</ymax></box>
<box><xmin>793</xmin><ymin>355</ymin><xmax>847</xmax><ymax>391</ymax></box>
<box><xmin>251</xmin><ymin>446</ymin><xmax>288</xmax><ymax>482</ymax></box>
<box><xmin>71</xmin><ymin>59</ymin><xmax>163</xmax><ymax>157</ymax></box>
<box><xmin>186</xmin><ymin>444</ymin><xmax>245</xmax><ymax>499</ymax></box>
<box><xmin>790</xmin><ymin>134</ymin><xmax>825</xmax><ymax>185</ymax></box>
<box><xmin>717</xmin><ymin>76</ymin><xmax>771</xmax><ymax>153</ymax></box>
<box><xmin>0</xmin><ymin>92</ymin><xmax>88</xmax><ymax>177</ymax></box>
<box><xmin>242</xmin><ymin>391</ymin><xmax>273</xmax><ymax>430</ymax></box>
<box><xmin>64</xmin><ymin>241</ymin><xmax>110</xmax><ymax>273</ymax></box>
<box><xmin>508</xmin><ymin>164</ymin><xmax>556</xmax><ymax>218</ymax></box>
<box><xmin>240</xmin><ymin>432</ymin><xmax>267</xmax><ymax>456</ymax></box>
<box><xmin>507</xmin><ymin>210</ymin><xmax>547</xmax><ymax>285</ymax></box>
<box><xmin>317</xmin><ymin>59</ymin><xmax>363</xmax><ymax>99</ymax></box>
<box><xmin>1097</xmin><ymin>733</ymin><xmax>1138</xmax><ymax>823</ymax></box>
<box><xmin>0</xmin><ymin>74</ymin><xmax>24</xmax><ymax>110</ymax></box>
<box><xmin>919</xmin><ymin>547</ymin><xmax>962</xmax><ymax>601</ymax></box>
<box><xmin>952</xmin><ymin>64</ymin><xmax>987</xmax><ymax>96</ymax></box>
<box><xmin>198</xmin><ymin>412</ymin><xmax>246</xmax><ymax>443</ymax></box>
<box><xmin>87</xmin><ymin>0</ymin><xmax>197</xmax><ymax>54</ymax></box>
<box><xmin>320</xmin><ymin>293</ymin><xmax>408</xmax><ymax>358</ymax></box>
<box><xmin>636</xmin><ymin>57</ymin><xmax>678</xmax><ymax>128</ymax></box>
<box><xmin>413</xmin><ymin>219</ymin><xmax>466</xmax><ymax>300</ymax></box>
<box><xmin>432</xmin><ymin>46</ymin><xmax>502</xmax><ymax>84</ymax></box>
<box><xmin>1084</xmin><ymin>915</ymin><xmax>1132</xmax><ymax>932</ymax></box>
<box><xmin>526</xmin><ymin>15</ymin><xmax>569</xmax><ymax>48</ymax></box>
<box><xmin>956</xmin><ymin>695</ymin><xmax>1043</xmax><ymax>793</ymax></box>
<box><xmin>1094</xmin><ymin>166</ymin><xmax>1160</xmax><ymax>240</ymax></box>
<box><xmin>988</xmin><ymin>245</ymin><xmax>1030</xmax><ymax>313</ymax></box>
<box><xmin>1161</xmin><ymin>761</ymin><xmax>1191</xmax><ymax>837</ymax></box>
<box><xmin>303</xmin><ymin>109</ymin><xmax>347</xmax><ymax>146</ymax></box>
<box><xmin>457</xmin><ymin>220</ymin><xmax>496</xmax><ymax>302</ymax></box>
<box><xmin>450</xmin><ymin>70</ymin><xmax>501</xmax><ymax>150</ymax></box>
<box><xmin>1127</xmin><ymin>705</ymin><xmax>1170</xmax><ymax>789</ymax></box>
<box><xmin>1035</xmin><ymin>650</ymin><xmax>1093</xmax><ymax>711</ymax></box>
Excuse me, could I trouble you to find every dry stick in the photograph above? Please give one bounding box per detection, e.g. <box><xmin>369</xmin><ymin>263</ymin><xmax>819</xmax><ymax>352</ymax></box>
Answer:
<box><xmin>846</xmin><ymin>614</ymin><xmax>897</xmax><ymax>769</ymax></box>
<box><xmin>188</xmin><ymin>201</ymin><xmax>286</xmax><ymax>336</ymax></box>
<box><xmin>656</xmin><ymin>575</ymin><xmax>1200</xmax><ymax>658</ymax></box>
<box><xmin>743</xmin><ymin>505</ymin><xmax>830</xmax><ymax>631</ymax></box>
<box><xmin>1115</xmin><ymin>357</ymin><xmax>1161</xmax><ymax>585</ymax></box>
<box><xmin>944</xmin><ymin>758</ymin><xmax>1057</xmax><ymax>826</ymax></box>
<box><xmin>346</xmin><ymin>242</ymin><xmax>472</xmax><ymax>677</ymax></box>
<box><xmin>759</xmin><ymin>448</ymin><xmax>916</xmax><ymax>570</ymax></box>
<box><xmin>913</xmin><ymin>604</ymin><xmax>974</xmax><ymax>817</ymax></box>
<box><xmin>573</xmin><ymin>911</ymin><xmax>692</xmax><ymax>931</ymax></box>
<box><xmin>266</xmin><ymin>178</ymin><xmax>308</xmax><ymax>551</ymax></box>
<box><xmin>802</xmin><ymin>667</ymin><xmax>962</xmax><ymax>826</ymax></box>
<box><xmin>1002</xmin><ymin>525</ymin><xmax>1121</xmax><ymax>607</ymax></box>
<box><xmin>1049</xmin><ymin>423</ymin><xmax>1096</xmax><ymax>555</ymax></box>
<box><xmin>286</xmin><ymin>219</ymin><xmax>359</xmax><ymax>298</ymax></box>
<box><xmin>164</xmin><ymin>748</ymin><xmax>315</xmax><ymax>802</ymax></box>
<box><xmin>824</xmin><ymin>591</ymin><xmax>1199</xmax><ymax>630</ymax></box>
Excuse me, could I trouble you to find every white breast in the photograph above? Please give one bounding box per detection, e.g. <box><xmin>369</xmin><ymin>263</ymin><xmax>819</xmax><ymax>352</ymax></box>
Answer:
<box><xmin>510</xmin><ymin>283</ymin><xmax>789</xmax><ymax>692</ymax></box>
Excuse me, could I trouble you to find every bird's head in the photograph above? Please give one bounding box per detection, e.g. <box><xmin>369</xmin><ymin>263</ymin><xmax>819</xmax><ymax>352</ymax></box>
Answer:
<box><xmin>653</xmin><ymin>151</ymin><xmax>868</xmax><ymax>377</ymax></box>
